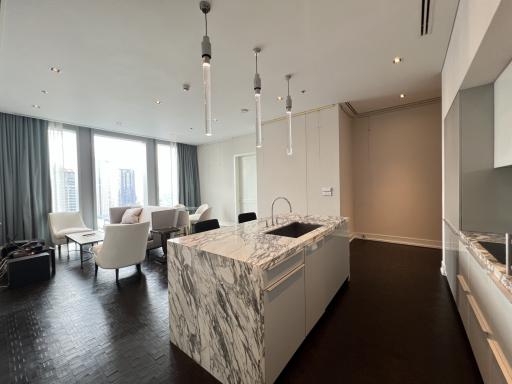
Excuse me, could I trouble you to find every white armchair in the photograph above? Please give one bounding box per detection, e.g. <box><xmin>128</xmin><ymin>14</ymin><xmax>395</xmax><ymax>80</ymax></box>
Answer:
<box><xmin>92</xmin><ymin>222</ymin><xmax>150</xmax><ymax>283</ymax></box>
<box><xmin>189</xmin><ymin>204</ymin><xmax>210</xmax><ymax>224</ymax></box>
<box><xmin>48</xmin><ymin>212</ymin><xmax>91</xmax><ymax>254</ymax></box>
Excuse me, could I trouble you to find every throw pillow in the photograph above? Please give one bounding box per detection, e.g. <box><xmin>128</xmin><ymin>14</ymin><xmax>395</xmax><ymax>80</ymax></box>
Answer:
<box><xmin>121</xmin><ymin>207</ymin><xmax>143</xmax><ymax>224</ymax></box>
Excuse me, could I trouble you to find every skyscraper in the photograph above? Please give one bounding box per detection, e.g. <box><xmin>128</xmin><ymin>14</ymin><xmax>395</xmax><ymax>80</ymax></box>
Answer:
<box><xmin>119</xmin><ymin>168</ymin><xmax>136</xmax><ymax>206</ymax></box>
<box><xmin>63</xmin><ymin>169</ymin><xmax>78</xmax><ymax>211</ymax></box>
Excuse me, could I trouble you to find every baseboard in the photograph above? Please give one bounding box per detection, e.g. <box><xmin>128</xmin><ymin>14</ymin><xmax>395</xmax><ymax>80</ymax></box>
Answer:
<box><xmin>353</xmin><ymin>232</ymin><xmax>442</xmax><ymax>249</ymax></box>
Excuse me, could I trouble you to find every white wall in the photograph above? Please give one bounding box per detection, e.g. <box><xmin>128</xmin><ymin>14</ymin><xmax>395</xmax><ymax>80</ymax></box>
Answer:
<box><xmin>257</xmin><ymin>105</ymin><xmax>343</xmax><ymax>218</ymax></box>
<box><xmin>352</xmin><ymin>101</ymin><xmax>442</xmax><ymax>247</ymax></box>
<box><xmin>198</xmin><ymin>134</ymin><xmax>255</xmax><ymax>225</ymax></box>
<box><xmin>442</xmin><ymin>0</ymin><xmax>501</xmax><ymax>119</ymax></box>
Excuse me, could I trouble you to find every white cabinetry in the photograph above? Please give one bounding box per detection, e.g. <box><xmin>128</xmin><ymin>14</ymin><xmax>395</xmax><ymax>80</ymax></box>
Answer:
<box><xmin>454</xmin><ymin>241</ymin><xmax>512</xmax><ymax>383</ymax></box>
<box><xmin>305</xmin><ymin>229</ymin><xmax>350</xmax><ymax>334</ymax></box>
<box><xmin>264</xmin><ymin>250</ymin><xmax>305</xmax><ymax>384</ymax></box>
<box><xmin>494</xmin><ymin>60</ymin><xmax>512</xmax><ymax>168</ymax></box>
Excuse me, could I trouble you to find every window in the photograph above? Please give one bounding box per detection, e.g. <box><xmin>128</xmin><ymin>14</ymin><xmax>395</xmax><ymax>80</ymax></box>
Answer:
<box><xmin>157</xmin><ymin>142</ymin><xmax>179</xmax><ymax>206</ymax></box>
<box><xmin>48</xmin><ymin>123</ymin><xmax>79</xmax><ymax>212</ymax></box>
<box><xmin>94</xmin><ymin>134</ymin><xmax>148</xmax><ymax>228</ymax></box>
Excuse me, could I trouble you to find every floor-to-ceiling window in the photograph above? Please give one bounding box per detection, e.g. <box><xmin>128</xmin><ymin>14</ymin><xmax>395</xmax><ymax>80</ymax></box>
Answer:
<box><xmin>48</xmin><ymin>123</ymin><xmax>80</xmax><ymax>212</ymax></box>
<box><xmin>157</xmin><ymin>142</ymin><xmax>179</xmax><ymax>206</ymax></box>
<box><xmin>93</xmin><ymin>134</ymin><xmax>148</xmax><ymax>228</ymax></box>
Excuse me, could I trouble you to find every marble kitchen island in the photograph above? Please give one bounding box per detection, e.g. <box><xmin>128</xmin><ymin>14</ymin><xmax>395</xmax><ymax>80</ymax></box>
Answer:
<box><xmin>168</xmin><ymin>214</ymin><xmax>350</xmax><ymax>384</ymax></box>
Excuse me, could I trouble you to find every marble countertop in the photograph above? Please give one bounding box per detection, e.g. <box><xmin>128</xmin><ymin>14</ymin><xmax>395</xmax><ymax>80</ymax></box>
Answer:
<box><xmin>445</xmin><ymin>219</ymin><xmax>512</xmax><ymax>298</ymax></box>
<box><xmin>169</xmin><ymin>214</ymin><xmax>346</xmax><ymax>270</ymax></box>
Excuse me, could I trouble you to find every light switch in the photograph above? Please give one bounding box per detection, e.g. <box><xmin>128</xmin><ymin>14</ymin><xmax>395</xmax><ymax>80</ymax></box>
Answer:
<box><xmin>321</xmin><ymin>187</ymin><xmax>333</xmax><ymax>196</ymax></box>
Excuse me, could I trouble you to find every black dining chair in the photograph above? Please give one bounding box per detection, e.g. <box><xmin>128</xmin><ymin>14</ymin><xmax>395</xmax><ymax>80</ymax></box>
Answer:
<box><xmin>194</xmin><ymin>219</ymin><xmax>220</xmax><ymax>234</ymax></box>
<box><xmin>238</xmin><ymin>212</ymin><xmax>257</xmax><ymax>224</ymax></box>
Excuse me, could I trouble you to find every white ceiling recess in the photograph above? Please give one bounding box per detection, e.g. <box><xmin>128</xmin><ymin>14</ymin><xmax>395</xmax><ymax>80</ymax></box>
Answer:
<box><xmin>0</xmin><ymin>0</ymin><xmax>458</xmax><ymax>144</ymax></box>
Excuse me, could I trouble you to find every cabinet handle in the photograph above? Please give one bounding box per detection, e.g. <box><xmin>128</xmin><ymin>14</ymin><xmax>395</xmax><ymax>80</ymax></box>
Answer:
<box><xmin>457</xmin><ymin>274</ymin><xmax>470</xmax><ymax>293</ymax></box>
<box><xmin>467</xmin><ymin>295</ymin><xmax>492</xmax><ymax>335</ymax></box>
<box><xmin>488</xmin><ymin>338</ymin><xmax>512</xmax><ymax>383</ymax></box>
<box><xmin>265</xmin><ymin>264</ymin><xmax>304</xmax><ymax>292</ymax></box>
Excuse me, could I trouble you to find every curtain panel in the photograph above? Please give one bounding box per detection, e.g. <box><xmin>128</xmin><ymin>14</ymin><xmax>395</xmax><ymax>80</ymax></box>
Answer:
<box><xmin>0</xmin><ymin>112</ymin><xmax>51</xmax><ymax>243</ymax></box>
<box><xmin>177</xmin><ymin>143</ymin><xmax>201</xmax><ymax>207</ymax></box>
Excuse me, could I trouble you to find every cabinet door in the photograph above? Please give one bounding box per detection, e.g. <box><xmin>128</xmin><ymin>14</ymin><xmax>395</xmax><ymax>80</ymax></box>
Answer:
<box><xmin>324</xmin><ymin>232</ymin><xmax>350</xmax><ymax>303</ymax></box>
<box><xmin>305</xmin><ymin>240</ymin><xmax>327</xmax><ymax>334</ymax></box>
<box><xmin>488</xmin><ymin>339</ymin><xmax>512</xmax><ymax>384</ymax></box>
<box><xmin>264</xmin><ymin>255</ymin><xmax>305</xmax><ymax>384</ymax></box>
<box><xmin>444</xmin><ymin>222</ymin><xmax>459</xmax><ymax>297</ymax></box>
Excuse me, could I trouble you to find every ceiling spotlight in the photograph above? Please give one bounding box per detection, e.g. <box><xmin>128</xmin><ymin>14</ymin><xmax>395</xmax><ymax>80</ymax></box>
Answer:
<box><xmin>32</xmin><ymin>104</ymin><xmax>41</xmax><ymax>109</ymax></box>
<box><xmin>155</xmin><ymin>99</ymin><xmax>162</xmax><ymax>104</ymax></box>
<box><xmin>400</xmin><ymin>93</ymin><xmax>406</xmax><ymax>99</ymax></box>
<box><xmin>189</xmin><ymin>127</ymin><xmax>193</xmax><ymax>131</ymax></box>
<box><xmin>301</xmin><ymin>90</ymin><xmax>306</xmax><ymax>94</ymax></box>
<box><xmin>183</xmin><ymin>83</ymin><xmax>190</xmax><ymax>92</ymax></box>
<box><xmin>241</xmin><ymin>108</ymin><xmax>249</xmax><ymax>113</ymax></box>
<box><xmin>393</xmin><ymin>57</ymin><xmax>402</xmax><ymax>64</ymax></box>
<box><xmin>116</xmin><ymin>121</ymin><xmax>123</xmax><ymax>126</ymax></box>
<box><xmin>277</xmin><ymin>96</ymin><xmax>283</xmax><ymax>101</ymax></box>
<box><xmin>50</xmin><ymin>67</ymin><xmax>61</xmax><ymax>73</ymax></box>
<box><xmin>41</xmin><ymin>90</ymin><xmax>48</xmax><ymax>94</ymax></box>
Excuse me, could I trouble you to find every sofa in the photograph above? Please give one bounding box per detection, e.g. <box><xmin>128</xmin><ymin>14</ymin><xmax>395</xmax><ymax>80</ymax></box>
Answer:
<box><xmin>109</xmin><ymin>206</ymin><xmax>179</xmax><ymax>251</ymax></box>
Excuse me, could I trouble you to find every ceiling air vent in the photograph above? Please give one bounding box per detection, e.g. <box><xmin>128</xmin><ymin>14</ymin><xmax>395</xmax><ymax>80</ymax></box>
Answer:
<box><xmin>420</xmin><ymin>0</ymin><xmax>433</xmax><ymax>36</ymax></box>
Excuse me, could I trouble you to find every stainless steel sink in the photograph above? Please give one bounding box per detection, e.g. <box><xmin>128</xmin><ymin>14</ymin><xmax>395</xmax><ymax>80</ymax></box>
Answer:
<box><xmin>265</xmin><ymin>222</ymin><xmax>322</xmax><ymax>238</ymax></box>
<box><xmin>478</xmin><ymin>241</ymin><xmax>506</xmax><ymax>264</ymax></box>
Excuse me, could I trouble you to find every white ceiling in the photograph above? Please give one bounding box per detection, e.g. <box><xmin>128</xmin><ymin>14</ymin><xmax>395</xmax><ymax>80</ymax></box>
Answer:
<box><xmin>0</xmin><ymin>0</ymin><xmax>458</xmax><ymax>145</ymax></box>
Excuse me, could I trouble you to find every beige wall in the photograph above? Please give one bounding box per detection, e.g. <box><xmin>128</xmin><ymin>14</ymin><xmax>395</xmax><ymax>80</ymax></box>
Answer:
<box><xmin>352</xmin><ymin>101</ymin><xmax>442</xmax><ymax>246</ymax></box>
<box><xmin>339</xmin><ymin>107</ymin><xmax>354</xmax><ymax>233</ymax></box>
<box><xmin>257</xmin><ymin>105</ymin><xmax>342</xmax><ymax>218</ymax></box>
<box><xmin>198</xmin><ymin>134</ymin><xmax>255</xmax><ymax>225</ymax></box>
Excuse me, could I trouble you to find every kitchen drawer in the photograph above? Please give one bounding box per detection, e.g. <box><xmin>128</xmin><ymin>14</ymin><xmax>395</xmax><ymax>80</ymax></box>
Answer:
<box><xmin>264</xmin><ymin>263</ymin><xmax>305</xmax><ymax>383</ymax></box>
<box><xmin>467</xmin><ymin>294</ymin><xmax>492</xmax><ymax>383</ymax></box>
<box><xmin>456</xmin><ymin>275</ymin><xmax>470</xmax><ymax>333</ymax></box>
<box><xmin>488</xmin><ymin>339</ymin><xmax>512</xmax><ymax>384</ymax></box>
<box><xmin>263</xmin><ymin>249</ymin><xmax>304</xmax><ymax>289</ymax></box>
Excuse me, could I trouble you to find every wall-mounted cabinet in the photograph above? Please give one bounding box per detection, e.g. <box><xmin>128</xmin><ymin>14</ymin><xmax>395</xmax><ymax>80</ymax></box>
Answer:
<box><xmin>494</xmin><ymin>60</ymin><xmax>512</xmax><ymax>168</ymax></box>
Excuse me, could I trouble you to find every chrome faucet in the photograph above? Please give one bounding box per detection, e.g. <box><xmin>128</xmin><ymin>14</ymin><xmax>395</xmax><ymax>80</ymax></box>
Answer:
<box><xmin>271</xmin><ymin>197</ymin><xmax>292</xmax><ymax>225</ymax></box>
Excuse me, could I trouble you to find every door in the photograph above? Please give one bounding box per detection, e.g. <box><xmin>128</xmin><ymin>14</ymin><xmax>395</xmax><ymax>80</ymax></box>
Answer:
<box><xmin>235</xmin><ymin>154</ymin><xmax>257</xmax><ymax>216</ymax></box>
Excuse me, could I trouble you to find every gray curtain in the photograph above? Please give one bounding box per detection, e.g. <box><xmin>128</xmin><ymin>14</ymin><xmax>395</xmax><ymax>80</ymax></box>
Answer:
<box><xmin>0</xmin><ymin>112</ymin><xmax>51</xmax><ymax>243</ymax></box>
<box><xmin>177</xmin><ymin>143</ymin><xmax>201</xmax><ymax>207</ymax></box>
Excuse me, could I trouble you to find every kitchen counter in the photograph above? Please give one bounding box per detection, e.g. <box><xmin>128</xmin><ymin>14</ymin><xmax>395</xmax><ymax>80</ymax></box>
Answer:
<box><xmin>169</xmin><ymin>213</ymin><xmax>345</xmax><ymax>270</ymax></box>
<box><xmin>444</xmin><ymin>219</ymin><xmax>512</xmax><ymax>300</ymax></box>
<box><xmin>167</xmin><ymin>214</ymin><xmax>349</xmax><ymax>383</ymax></box>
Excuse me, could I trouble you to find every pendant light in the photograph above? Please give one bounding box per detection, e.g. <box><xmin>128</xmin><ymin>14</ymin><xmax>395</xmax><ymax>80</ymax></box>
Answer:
<box><xmin>285</xmin><ymin>74</ymin><xmax>293</xmax><ymax>156</ymax></box>
<box><xmin>200</xmin><ymin>1</ymin><xmax>212</xmax><ymax>136</ymax></box>
<box><xmin>253</xmin><ymin>47</ymin><xmax>262</xmax><ymax>148</ymax></box>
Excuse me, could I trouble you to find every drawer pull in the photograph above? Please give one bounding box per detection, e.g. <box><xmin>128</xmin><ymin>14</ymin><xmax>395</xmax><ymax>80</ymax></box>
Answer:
<box><xmin>467</xmin><ymin>295</ymin><xmax>492</xmax><ymax>335</ymax></box>
<box><xmin>265</xmin><ymin>264</ymin><xmax>304</xmax><ymax>292</ymax></box>
<box><xmin>488</xmin><ymin>339</ymin><xmax>512</xmax><ymax>383</ymax></box>
<box><xmin>457</xmin><ymin>274</ymin><xmax>470</xmax><ymax>293</ymax></box>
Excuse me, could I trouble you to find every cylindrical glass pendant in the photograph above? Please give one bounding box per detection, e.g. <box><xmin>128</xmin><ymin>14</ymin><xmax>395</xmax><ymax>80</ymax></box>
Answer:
<box><xmin>255</xmin><ymin>93</ymin><xmax>262</xmax><ymax>148</ymax></box>
<box><xmin>286</xmin><ymin>111</ymin><xmax>293</xmax><ymax>156</ymax></box>
<box><xmin>203</xmin><ymin>60</ymin><xmax>212</xmax><ymax>136</ymax></box>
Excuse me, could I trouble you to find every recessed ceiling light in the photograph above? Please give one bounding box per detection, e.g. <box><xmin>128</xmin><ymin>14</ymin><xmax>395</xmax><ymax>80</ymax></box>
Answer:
<box><xmin>277</xmin><ymin>96</ymin><xmax>283</xmax><ymax>101</ymax></box>
<box><xmin>115</xmin><ymin>121</ymin><xmax>123</xmax><ymax>126</ymax></box>
<box><xmin>189</xmin><ymin>127</ymin><xmax>193</xmax><ymax>131</ymax></box>
<box><xmin>241</xmin><ymin>108</ymin><xmax>249</xmax><ymax>113</ymax></box>
<box><xmin>393</xmin><ymin>57</ymin><xmax>402</xmax><ymax>64</ymax></box>
<box><xmin>32</xmin><ymin>104</ymin><xmax>41</xmax><ymax>109</ymax></box>
<box><xmin>182</xmin><ymin>83</ymin><xmax>190</xmax><ymax>92</ymax></box>
<box><xmin>155</xmin><ymin>99</ymin><xmax>162</xmax><ymax>104</ymax></box>
<box><xmin>301</xmin><ymin>90</ymin><xmax>306</xmax><ymax>94</ymax></box>
<box><xmin>41</xmin><ymin>90</ymin><xmax>48</xmax><ymax>94</ymax></box>
<box><xmin>50</xmin><ymin>67</ymin><xmax>61</xmax><ymax>73</ymax></box>
<box><xmin>400</xmin><ymin>93</ymin><xmax>406</xmax><ymax>99</ymax></box>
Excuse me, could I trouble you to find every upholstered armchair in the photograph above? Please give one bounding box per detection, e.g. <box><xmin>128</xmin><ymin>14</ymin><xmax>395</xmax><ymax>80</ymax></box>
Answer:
<box><xmin>189</xmin><ymin>204</ymin><xmax>211</xmax><ymax>225</ymax></box>
<box><xmin>48</xmin><ymin>212</ymin><xmax>91</xmax><ymax>254</ymax></box>
<box><xmin>92</xmin><ymin>222</ymin><xmax>150</xmax><ymax>283</ymax></box>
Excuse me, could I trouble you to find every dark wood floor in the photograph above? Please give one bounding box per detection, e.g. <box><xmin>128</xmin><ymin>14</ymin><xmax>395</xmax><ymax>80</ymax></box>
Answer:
<box><xmin>0</xmin><ymin>240</ymin><xmax>482</xmax><ymax>384</ymax></box>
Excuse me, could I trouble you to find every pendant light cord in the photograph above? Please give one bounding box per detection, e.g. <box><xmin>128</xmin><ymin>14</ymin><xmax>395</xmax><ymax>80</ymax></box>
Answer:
<box><xmin>287</xmin><ymin>78</ymin><xmax>290</xmax><ymax>96</ymax></box>
<box><xmin>255</xmin><ymin>52</ymin><xmax>258</xmax><ymax>74</ymax></box>
<box><xmin>205</xmin><ymin>13</ymin><xmax>208</xmax><ymax>36</ymax></box>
